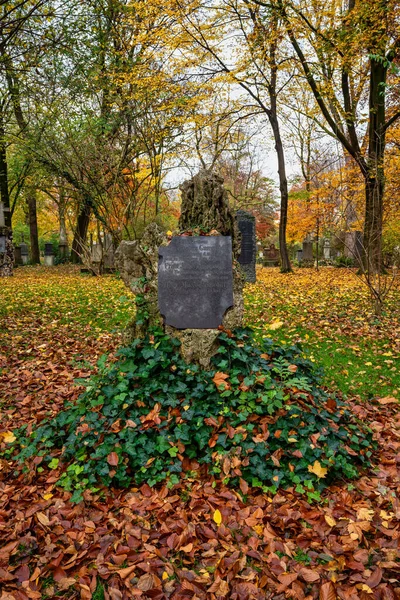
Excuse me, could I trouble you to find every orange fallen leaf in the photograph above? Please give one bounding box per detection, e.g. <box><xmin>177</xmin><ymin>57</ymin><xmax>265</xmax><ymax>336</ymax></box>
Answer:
<box><xmin>212</xmin><ymin>372</ymin><xmax>230</xmax><ymax>391</ymax></box>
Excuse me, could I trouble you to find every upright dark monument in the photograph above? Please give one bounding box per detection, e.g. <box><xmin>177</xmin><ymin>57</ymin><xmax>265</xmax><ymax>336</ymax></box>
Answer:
<box><xmin>116</xmin><ymin>170</ymin><xmax>244</xmax><ymax>367</ymax></box>
<box><xmin>236</xmin><ymin>210</ymin><xmax>256</xmax><ymax>282</ymax></box>
<box><xmin>158</xmin><ymin>236</ymin><xmax>233</xmax><ymax>329</ymax></box>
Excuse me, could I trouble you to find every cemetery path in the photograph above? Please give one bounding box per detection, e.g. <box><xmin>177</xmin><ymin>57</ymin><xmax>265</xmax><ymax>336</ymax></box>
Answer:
<box><xmin>0</xmin><ymin>266</ymin><xmax>399</xmax><ymax>600</ymax></box>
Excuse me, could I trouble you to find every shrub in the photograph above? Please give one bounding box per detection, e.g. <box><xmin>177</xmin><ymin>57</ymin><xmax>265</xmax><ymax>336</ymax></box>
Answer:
<box><xmin>334</xmin><ymin>255</ymin><xmax>355</xmax><ymax>268</ymax></box>
<box><xmin>8</xmin><ymin>329</ymin><xmax>374</xmax><ymax>503</ymax></box>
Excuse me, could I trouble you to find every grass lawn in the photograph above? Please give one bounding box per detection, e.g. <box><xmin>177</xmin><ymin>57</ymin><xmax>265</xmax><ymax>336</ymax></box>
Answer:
<box><xmin>0</xmin><ymin>265</ymin><xmax>399</xmax><ymax>599</ymax></box>
<box><xmin>246</xmin><ymin>267</ymin><xmax>400</xmax><ymax>401</ymax></box>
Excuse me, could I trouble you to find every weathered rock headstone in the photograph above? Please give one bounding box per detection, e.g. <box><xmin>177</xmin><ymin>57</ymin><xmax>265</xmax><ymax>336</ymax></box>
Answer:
<box><xmin>116</xmin><ymin>170</ymin><xmax>244</xmax><ymax>367</ymax></box>
<box><xmin>236</xmin><ymin>210</ymin><xmax>256</xmax><ymax>282</ymax></box>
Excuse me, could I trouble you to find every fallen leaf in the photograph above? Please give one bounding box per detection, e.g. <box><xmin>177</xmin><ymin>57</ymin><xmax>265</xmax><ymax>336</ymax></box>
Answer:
<box><xmin>107</xmin><ymin>452</ymin><xmax>119</xmax><ymax>466</ymax></box>
<box><xmin>325</xmin><ymin>514</ymin><xmax>336</xmax><ymax>527</ymax></box>
<box><xmin>212</xmin><ymin>371</ymin><xmax>230</xmax><ymax>391</ymax></box>
<box><xmin>319</xmin><ymin>581</ymin><xmax>336</xmax><ymax>600</ymax></box>
<box><xmin>213</xmin><ymin>509</ymin><xmax>222</xmax><ymax>526</ymax></box>
<box><xmin>268</xmin><ymin>320</ymin><xmax>284</xmax><ymax>330</ymax></box>
<box><xmin>308</xmin><ymin>460</ymin><xmax>328</xmax><ymax>478</ymax></box>
<box><xmin>2</xmin><ymin>431</ymin><xmax>16</xmax><ymax>443</ymax></box>
<box><xmin>377</xmin><ymin>396</ymin><xmax>398</xmax><ymax>405</ymax></box>
<box><xmin>36</xmin><ymin>512</ymin><xmax>50</xmax><ymax>526</ymax></box>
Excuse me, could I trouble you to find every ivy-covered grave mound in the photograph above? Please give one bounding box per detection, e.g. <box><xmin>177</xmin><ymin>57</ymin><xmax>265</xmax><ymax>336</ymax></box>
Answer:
<box><xmin>9</xmin><ymin>329</ymin><xmax>374</xmax><ymax>503</ymax></box>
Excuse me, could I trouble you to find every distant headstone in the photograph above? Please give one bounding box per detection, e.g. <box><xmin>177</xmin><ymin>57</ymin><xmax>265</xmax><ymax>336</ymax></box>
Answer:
<box><xmin>20</xmin><ymin>243</ymin><xmax>29</xmax><ymax>265</ymax></box>
<box><xmin>296</xmin><ymin>249</ymin><xmax>303</xmax><ymax>262</ymax></box>
<box><xmin>59</xmin><ymin>243</ymin><xmax>68</xmax><ymax>260</ymax></box>
<box><xmin>302</xmin><ymin>241</ymin><xmax>313</xmax><ymax>262</ymax></box>
<box><xmin>264</xmin><ymin>244</ymin><xmax>280</xmax><ymax>267</ymax></box>
<box><xmin>323</xmin><ymin>239</ymin><xmax>331</xmax><ymax>260</ymax></box>
<box><xmin>91</xmin><ymin>243</ymin><xmax>102</xmax><ymax>263</ymax></box>
<box><xmin>91</xmin><ymin>236</ymin><xmax>115</xmax><ymax>271</ymax></box>
<box><xmin>158</xmin><ymin>236</ymin><xmax>233</xmax><ymax>329</ymax></box>
<box><xmin>14</xmin><ymin>245</ymin><xmax>22</xmax><ymax>266</ymax></box>
<box><xmin>44</xmin><ymin>243</ymin><xmax>54</xmax><ymax>266</ymax></box>
<box><xmin>236</xmin><ymin>210</ymin><xmax>256</xmax><ymax>282</ymax></box>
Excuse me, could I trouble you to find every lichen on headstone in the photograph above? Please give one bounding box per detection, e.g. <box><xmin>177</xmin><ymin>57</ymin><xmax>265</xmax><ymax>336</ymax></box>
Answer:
<box><xmin>116</xmin><ymin>170</ymin><xmax>245</xmax><ymax>367</ymax></box>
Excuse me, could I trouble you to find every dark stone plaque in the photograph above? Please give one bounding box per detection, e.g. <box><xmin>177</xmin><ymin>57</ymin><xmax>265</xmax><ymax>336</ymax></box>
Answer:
<box><xmin>158</xmin><ymin>236</ymin><xmax>233</xmax><ymax>329</ymax></box>
<box><xmin>236</xmin><ymin>210</ymin><xmax>256</xmax><ymax>282</ymax></box>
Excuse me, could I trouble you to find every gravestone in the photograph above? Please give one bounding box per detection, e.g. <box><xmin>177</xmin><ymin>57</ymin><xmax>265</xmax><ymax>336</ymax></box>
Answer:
<box><xmin>44</xmin><ymin>243</ymin><xmax>55</xmax><ymax>266</ymax></box>
<box><xmin>302</xmin><ymin>240</ymin><xmax>313</xmax><ymax>262</ymax></box>
<box><xmin>59</xmin><ymin>243</ymin><xmax>68</xmax><ymax>260</ymax></box>
<box><xmin>20</xmin><ymin>243</ymin><xmax>29</xmax><ymax>265</ymax></box>
<box><xmin>323</xmin><ymin>239</ymin><xmax>331</xmax><ymax>260</ymax></box>
<box><xmin>0</xmin><ymin>202</ymin><xmax>14</xmax><ymax>277</ymax></box>
<box><xmin>116</xmin><ymin>170</ymin><xmax>244</xmax><ymax>367</ymax></box>
<box><xmin>91</xmin><ymin>236</ymin><xmax>115</xmax><ymax>271</ymax></box>
<box><xmin>236</xmin><ymin>210</ymin><xmax>256</xmax><ymax>282</ymax></box>
<box><xmin>264</xmin><ymin>244</ymin><xmax>280</xmax><ymax>267</ymax></box>
<box><xmin>14</xmin><ymin>245</ymin><xmax>23</xmax><ymax>266</ymax></box>
<box><xmin>158</xmin><ymin>236</ymin><xmax>233</xmax><ymax>329</ymax></box>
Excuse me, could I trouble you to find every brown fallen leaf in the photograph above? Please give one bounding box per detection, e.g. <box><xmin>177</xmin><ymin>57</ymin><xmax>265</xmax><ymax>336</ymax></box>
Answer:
<box><xmin>117</xmin><ymin>564</ymin><xmax>136</xmax><ymax>579</ymax></box>
<box><xmin>377</xmin><ymin>396</ymin><xmax>398</xmax><ymax>405</ymax></box>
<box><xmin>107</xmin><ymin>451</ymin><xmax>119</xmax><ymax>466</ymax></box>
<box><xmin>136</xmin><ymin>573</ymin><xmax>161</xmax><ymax>591</ymax></box>
<box><xmin>36</xmin><ymin>512</ymin><xmax>50</xmax><ymax>526</ymax></box>
<box><xmin>299</xmin><ymin>567</ymin><xmax>320</xmax><ymax>583</ymax></box>
<box><xmin>58</xmin><ymin>577</ymin><xmax>78</xmax><ymax>590</ymax></box>
<box><xmin>319</xmin><ymin>581</ymin><xmax>337</xmax><ymax>600</ymax></box>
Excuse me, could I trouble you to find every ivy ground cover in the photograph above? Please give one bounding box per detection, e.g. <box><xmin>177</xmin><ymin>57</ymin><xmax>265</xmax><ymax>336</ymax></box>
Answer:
<box><xmin>0</xmin><ymin>265</ymin><xmax>399</xmax><ymax>600</ymax></box>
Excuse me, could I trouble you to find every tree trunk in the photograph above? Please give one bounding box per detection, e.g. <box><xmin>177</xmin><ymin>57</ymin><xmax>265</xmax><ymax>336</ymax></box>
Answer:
<box><xmin>269</xmin><ymin>113</ymin><xmax>292</xmax><ymax>273</ymax></box>
<box><xmin>363</xmin><ymin>57</ymin><xmax>386</xmax><ymax>274</ymax></box>
<box><xmin>71</xmin><ymin>197</ymin><xmax>91</xmax><ymax>263</ymax></box>
<box><xmin>26</xmin><ymin>190</ymin><xmax>40</xmax><ymax>264</ymax></box>
<box><xmin>0</xmin><ymin>105</ymin><xmax>13</xmax><ymax>277</ymax></box>
<box><xmin>58</xmin><ymin>186</ymin><xmax>68</xmax><ymax>246</ymax></box>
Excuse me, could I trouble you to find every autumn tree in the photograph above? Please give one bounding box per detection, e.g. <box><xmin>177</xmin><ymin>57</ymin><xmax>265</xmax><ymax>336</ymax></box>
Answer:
<box><xmin>0</xmin><ymin>0</ymin><xmax>50</xmax><ymax>273</ymax></box>
<box><xmin>259</xmin><ymin>0</ymin><xmax>400</xmax><ymax>276</ymax></box>
<box><xmin>173</xmin><ymin>0</ymin><xmax>294</xmax><ymax>271</ymax></box>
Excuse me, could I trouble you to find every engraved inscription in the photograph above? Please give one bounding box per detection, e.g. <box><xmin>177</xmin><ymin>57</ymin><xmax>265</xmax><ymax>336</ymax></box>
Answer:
<box><xmin>158</xmin><ymin>236</ymin><xmax>233</xmax><ymax>329</ymax></box>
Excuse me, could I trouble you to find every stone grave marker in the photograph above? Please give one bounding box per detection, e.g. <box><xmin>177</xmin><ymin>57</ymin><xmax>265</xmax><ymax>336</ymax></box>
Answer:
<box><xmin>158</xmin><ymin>236</ymin><xmax>233</xmax><ymax>329</ymax></box>
<box><xmin>302</xmin><ymin>240</ymin><xmax>313</xmax><ymax>262</ymax></box>
<box><xmin>20</xmin><ymin>243</ymin><xmax>29</xmax><ymax>265</ymax></box>
<box><xmin>236</xmin><ymin>210</ymin><xmax>256</xmax><ymax>282</ymax></box>
<box><xmin>44</xmin><ymin>243</ymin><xmax>55</xmax><ymax>266</ymax></box>
<box><xmin>323</xmin><ymin>239</ymin><xmax>331</xmax><ymax>260</ymax></box>
<box><xmin>13</xmin><ymin>245</ymin><xmax>22</xmax><ymax>265</ymax></box>
<box><xmin>264</xmin><ymin>244</ymin><xmax>280</xmax><ymax>267</ymax></box>
<box><xmin>116</xmin><ymin>170</ymin><xmax>244</xmax><ymax>367</ymax></box>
